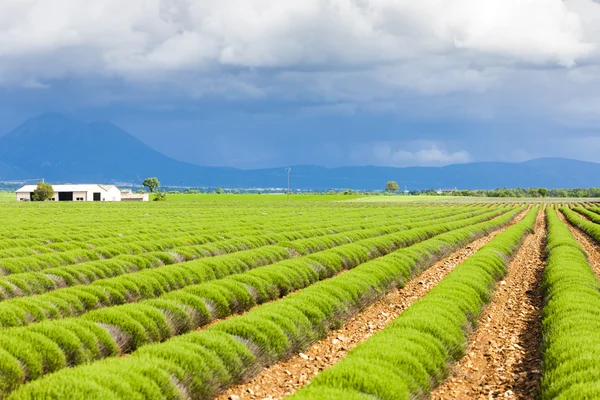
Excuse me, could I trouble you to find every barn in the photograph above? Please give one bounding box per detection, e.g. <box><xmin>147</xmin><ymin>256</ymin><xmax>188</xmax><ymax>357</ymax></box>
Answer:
<box><xmin>16</xmin><ymin>184</ymin><xmax>122</xmax><ymax>202</ymax></box>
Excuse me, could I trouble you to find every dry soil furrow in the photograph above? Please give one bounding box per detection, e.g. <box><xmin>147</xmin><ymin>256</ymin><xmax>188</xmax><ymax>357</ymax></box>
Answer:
<box><xmin>430</xmin><ymin>209</ymin><xmax>546</xmax><ymax>400</ymax></box>
<box><xmin>557</xmin><ymin>209</ymin><xmax>600</xmax><ymax>278</ymax></box>
<box><xmin>217</xmin><ymin>210</ymin><xmax>529</xmax><ymax>400</ymax></box>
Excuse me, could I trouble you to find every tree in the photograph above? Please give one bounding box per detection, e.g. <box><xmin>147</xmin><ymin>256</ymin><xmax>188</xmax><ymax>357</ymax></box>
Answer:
<box><xmin>31</xmin><ymin>182</ymin><xmax>54</xmax><ymax>201</ymax></box>
<box><xmin>215</xmin><ymin>187</ymin><xmax>225</xmax><ymax>194</ymax></box>
<box><xmin>142</xmin><ymin>177</ymin><xmax>160</xmax><ymax>193</ymax></box>
<box><xmin>385</xmin><ymin>181</ymin><xmax>399</xmax><ymax>192</ymax></box>
<box><xmin>153</xmin><ymin>192</ymin><xmax>167</xmax><ymax>201</ymax></box>
<box><xmin>538</xmin><ymin>188</ymin><xmax>549</xmax><ymax>197</ymax></box>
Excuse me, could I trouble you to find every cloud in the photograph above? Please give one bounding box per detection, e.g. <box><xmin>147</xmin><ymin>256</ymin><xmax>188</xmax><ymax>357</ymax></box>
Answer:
<box><xmin>0</xmin><ymin>0</ymin><xmax>598</xmax><ymax>89</ymax></box>
<box><xmin>4</xmin><ymin>0</ymin><xmax>600</xmax><ymax>169</ymax></box>
<box><xmin>353</xmin><ymin>141</ymin><xmax>471</xmax><ymax>167</ymax></box>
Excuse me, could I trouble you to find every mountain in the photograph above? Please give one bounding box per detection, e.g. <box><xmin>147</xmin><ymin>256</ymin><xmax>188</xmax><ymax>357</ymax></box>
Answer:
<box><xmin>1</xmin><ymin>113</ymin><xmax>600</xmax><ymax>190</ymax></box>
<box><xmin>0</xmin><ymin>113</ymin><xmax>236</xmax><ymax>185</ymax></box>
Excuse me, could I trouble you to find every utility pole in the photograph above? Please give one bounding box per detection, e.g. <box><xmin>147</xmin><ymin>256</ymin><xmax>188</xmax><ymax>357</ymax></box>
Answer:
<box><xmin>285</xmin><ymin>167</ymin><xmax>291</xmax><ymax>202</ymax></box>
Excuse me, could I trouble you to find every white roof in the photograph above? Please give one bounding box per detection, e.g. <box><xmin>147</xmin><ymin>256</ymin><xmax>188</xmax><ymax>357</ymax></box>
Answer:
<box><xmin>16</xmin><ymin>184</ymin><xmax>117</xmax><ymax>193</ymax></box>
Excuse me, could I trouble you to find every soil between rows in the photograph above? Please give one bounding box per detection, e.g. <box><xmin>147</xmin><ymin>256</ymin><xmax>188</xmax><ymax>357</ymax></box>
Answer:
<box><xmin>430</xmin><ymin>208</ymin><xmax>546</xmax><ymax>400</ymax></box>
<box><xmin>218</xmin><ymin>209</ymin><xmax>529</xmax><ymax>400</ymax></box>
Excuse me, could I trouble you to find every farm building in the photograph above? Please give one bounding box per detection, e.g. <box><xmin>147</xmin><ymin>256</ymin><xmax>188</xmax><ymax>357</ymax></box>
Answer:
<box><xmin>120</xmin><ymin>190</ymin><xmax>149</xmax><ymax>202</ymax></box>
<box><xmin>437</xmin><ymin>187</ymin><xmax>457</xmax><ymax>194</ymax></box>
<box><xmin>16</xmin><ymin>184</ymin><xmax>123</xmax><ymax>202</ymax></box>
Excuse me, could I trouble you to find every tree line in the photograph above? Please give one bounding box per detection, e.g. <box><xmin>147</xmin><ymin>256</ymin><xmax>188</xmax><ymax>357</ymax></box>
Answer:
<box><xmin>385</xmin><ymin>181</ymin><xmax>600</xmax><ymax>198</ymax></box>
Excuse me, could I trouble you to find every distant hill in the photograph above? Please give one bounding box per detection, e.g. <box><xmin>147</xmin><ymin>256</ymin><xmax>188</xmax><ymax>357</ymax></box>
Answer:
<box><xmin>1</xmin><ymin>113</ymin><xmax>600</xmax><ymax>190</ymax></box>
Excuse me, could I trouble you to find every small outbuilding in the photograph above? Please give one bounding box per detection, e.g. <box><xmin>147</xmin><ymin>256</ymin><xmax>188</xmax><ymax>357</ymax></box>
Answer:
<box><xmin>16</xmin><ymin>184</ymin><xmax>122</xmax><ymax>202</ymax></box>
<box><xmin>436</xmin><ymin>187</ymin><xmax>457</xmax><ymax>195</ymax></box>
<box><xmin>120</xmin><ymin>190</ymin><xmax>149</xmax><ymax>202</ymax></box>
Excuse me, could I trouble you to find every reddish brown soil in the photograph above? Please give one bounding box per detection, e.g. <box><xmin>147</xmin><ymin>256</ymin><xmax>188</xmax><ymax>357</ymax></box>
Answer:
<box><xmin>217</xmin><ymin>210</ymin><xmax>528</xmax><ymax>400</ymax></box>
<box><xmin>430</xmin><ymin>209</ymin><xmax>546</xmax><ymax>400</ymax></box>
<box><xmin>557</xmin><ymin>209</ymin><xmax>600</xmax><ymax>278</ymax></box>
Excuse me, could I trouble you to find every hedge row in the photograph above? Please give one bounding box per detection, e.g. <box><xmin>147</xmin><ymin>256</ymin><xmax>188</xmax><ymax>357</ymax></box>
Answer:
<box><xmin>5</xmin><ymin>207</ymin><xmax>522</xmax><ymax>399</ymax></box>
<box><xmin>290</xmin><ymin>207</ymin><xmax>538</xmax><ymax>400</ymax></box>
<box><xmin>571</xmin><ymin>205</ymin><xmax>600</xmax><ymax>224</ymax></box>
<box><xmin>0</xmin><ymin>208</ymin><xmax>421</xmax><ymax>273</ymax></box>
<box><xmin>582</xmin><ymin>204</ymin><xmax>600</xmax><ymax>216</ymax></box>
<box><xmin>0</xmin><ymin>207</ymin><xmax>520</xmax><ymax>392</ymax></box>
<box><xmin>561</xmin><ymin>207</ymin><xmax>600</xmax><ymax>245</ymax></box>
<box><xmin>0</xmin><ymin>205</ymin><xmax>480</xmax><ymax>277</ymax></box>
<box><xmin>0</xmin><ymin>208</ymin><xmax>508</xmax><ymax>329</ymax></box>
<box><xmin>0</xmin><ymin>209</ymin><xmax>448</xmax><ymax>298</ymax></box>
<box><xmin>0</xmin><ymin>203</ymin><xmax>435</xmax><ymax>255</ymax></box>
<box><xmin>0</xmin><ymin>206</ymin><xmax>488</xmax><ymax>301</ymax></box>
<box><xmin>539</xmin><ymin>207</ymin><xmax>600</xmax><ymax>399</ymax></box>
<box><xmin>0</xmin><ymin>206</ymin><xmax>282</xmax><ymax>247</ymax></box>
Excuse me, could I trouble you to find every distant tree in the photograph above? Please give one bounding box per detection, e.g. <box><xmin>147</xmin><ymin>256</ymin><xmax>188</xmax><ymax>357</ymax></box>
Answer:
<box><xmin>215</xmin><ymin>187</ymin><xmax>225</xmax><ymax>194</ymax></box>
<box><xmin>385</xmin><ymin>181</ymin><xmax>399</xmax><ymax>193</ymax></box>
<box><xmin>549</xmin><ymin>188</ymin><xmax>567</xmax><ymax>197</ymax></box>
<box><xmin>31</xmin><ymin>182</ymin><xmax>54</xmax><ymax>201</ymax></box>
<box><xmin>234</xmin><ymin>189</ymin><xmax>241</xmax><ymax>194</ymax></box>
<box><xmin>142</xmin><ymin>177</ymin><xmax>160</xmax><ymax>193</ymax></box>
<box><xmin>454</xmin><ymin>190</ymin><xmax>474</xmax><ymax>197</ymax></box>
<box><xmin>538</xmin><ymin>188</ymin><xmax>549</xmax><ymax>197</ymax></box>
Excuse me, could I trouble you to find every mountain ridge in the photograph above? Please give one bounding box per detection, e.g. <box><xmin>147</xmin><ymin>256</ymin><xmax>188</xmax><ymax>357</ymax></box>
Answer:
<box><xmin>1</xmin><ymin>113</ymin><xmax>599</xmax><ymax>190</ymax></box>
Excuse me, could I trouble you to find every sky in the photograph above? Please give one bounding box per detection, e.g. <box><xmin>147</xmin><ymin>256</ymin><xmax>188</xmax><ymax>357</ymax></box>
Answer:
<box><xmin>2</xmin><ymin>0</ymin><xmax>600</xmax><ymax>169</ymax></box>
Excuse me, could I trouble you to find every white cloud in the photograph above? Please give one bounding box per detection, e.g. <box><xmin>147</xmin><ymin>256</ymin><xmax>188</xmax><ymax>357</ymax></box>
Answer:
<box><xmin>353</xmin><ymin>141</ymin><xmax>471</xmax><ymax>167</ymax></box>
<box><xmin>0</xmin><ymin>1</ymin><xmax>598</xmax><ymax>82</ymax></box>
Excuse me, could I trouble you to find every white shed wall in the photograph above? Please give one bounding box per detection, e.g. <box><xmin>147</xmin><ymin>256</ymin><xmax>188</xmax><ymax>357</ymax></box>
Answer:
<box><xmin>105</xmin><ymin>187</ymin><xmax>121</xmax><ymax>201</ymax></box>
<box><xmin>73</xmin><ymin>191</ymin><xmax>88</xmax><ymax>201</ymax></box>
<box><xmin>16</xmin><ymin>193</ymin><xmax>31</xmax><ymax>201</ymax></box>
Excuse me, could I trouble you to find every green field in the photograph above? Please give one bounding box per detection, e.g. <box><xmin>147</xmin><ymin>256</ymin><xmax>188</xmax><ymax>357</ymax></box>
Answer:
<box><xmin>351</xmin><ymin>195</ymin><xmax>600</xmax><ymax>203</ymax></box>
<box><xmin>349</xmin><ymin>195</ymin><xmax>455</xmax><ymax>202</ymax></box>
<box><xmin>167</xmin><ymin>193</ymin><xmax>363</xmax><ymax>202</ymax></box>
<box><xmin>0</xmin><ymin>192</ymin><xmax>13</xmax><ymax>202</ymax></box>
<box><xmin>0</xmin><ymin>200</ymin><xmax>598</xmax><ymax>398</ymax></box>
